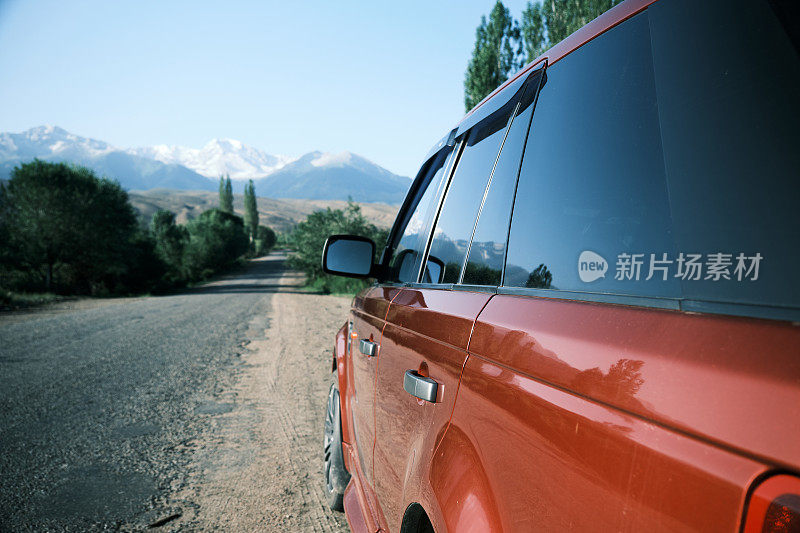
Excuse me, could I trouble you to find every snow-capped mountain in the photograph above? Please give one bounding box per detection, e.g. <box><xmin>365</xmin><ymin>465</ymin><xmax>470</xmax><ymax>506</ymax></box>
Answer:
<box><xmin>0</xmin><ymin>125</ymin><xmax>115</xmax><ymax>161</ymax></box>
<box><xmin>130</xmin><ymin>138</ymin><xmax>295</xmax><ymax>180</ymax></box>
<box><xmin>258</xmin><ymin>151</ymin><xmax>410</xmax><ymax>204</ymax></box>
<box><xmin>0</xmin><ymin>126</ymin><xmax>411</xmax><ymax>203</ymax></box>
<box><xmin>0</xmin><ymin>126</ymin><xmax>215</xmax><ymax>191</ymax></box>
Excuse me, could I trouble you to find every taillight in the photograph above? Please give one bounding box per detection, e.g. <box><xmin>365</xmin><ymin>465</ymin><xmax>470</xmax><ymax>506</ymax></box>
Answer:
<box><xmin>744</xmin><ymin>475</ymin><xmax>800</xmax><ymax>533</ymax></box>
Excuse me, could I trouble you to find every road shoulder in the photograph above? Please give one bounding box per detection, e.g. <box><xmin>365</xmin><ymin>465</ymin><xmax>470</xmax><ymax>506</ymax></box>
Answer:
<box><xmin>171</xmin><ymin>268</ymin><xmax>351</xmax><ymax>531</ymax></box>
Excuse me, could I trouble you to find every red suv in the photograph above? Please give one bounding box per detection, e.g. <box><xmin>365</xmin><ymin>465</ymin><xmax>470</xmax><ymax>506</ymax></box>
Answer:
<box><xmin>321</xmin><ymin>0</ymin><xmax>800</xmax><ymax>531</ymax></box>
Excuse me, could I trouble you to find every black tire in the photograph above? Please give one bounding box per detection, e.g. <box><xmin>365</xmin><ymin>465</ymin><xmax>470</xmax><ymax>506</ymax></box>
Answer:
<box><xmin>324</xmin><ymin>378</ymin><xmax>350</xmax><ymax>512</ymax></box>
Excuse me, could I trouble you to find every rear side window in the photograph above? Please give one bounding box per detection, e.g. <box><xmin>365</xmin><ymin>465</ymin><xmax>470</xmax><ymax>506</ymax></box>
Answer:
<box><xmin>504</xmin><ymin>12</ymin><xmax>678</xmax><ymax>298</ymax></box>
<box><xmin>648</xmin><ymin>0</ymin><xmax>800</xmax><ymax>310</ymax></box>
<box><xmin>424</xmin><ymin>88</ymin><xmax>520</xmax><ymax>284</ymax></box>
<box><xmin>504</xmin><ymin>0</ymin><xmax>799</xmax><ymax>318</ymax></box>
<box><xmin>462</xmin><ymin>71</ymin><xmax>543</xmax><ymax>286</ymax></box>
<box><xmin>387</xmin><ymin>147</ymin><xmax>452</xmax><ymax>283</ymax></box>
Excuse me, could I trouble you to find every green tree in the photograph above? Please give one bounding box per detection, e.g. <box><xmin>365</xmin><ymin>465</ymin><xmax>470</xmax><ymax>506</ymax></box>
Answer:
<box><xmin>151</xmin><ymin>209</ymin><xmax>188</xmax><ymax>282</ymax></box>
<box><xmin>521</xmin><ymin>0</ymin><xmax>622</xmax><ymax>62</ymax></box>
<box><xmin>0</xmin><ymin>191</ymin><xmax>13</xmax><ymax>277</ymax></box>
<box><xmin>243</xmin><ymin>179</ymin><xmax>258</xmax><ymax>243</ymax></box>
<box><xmin>521</xmin><ymin>1</ymin><xmax>546</xmax><ymax>61</ymax></box>
<box><xmin>255</xmin><ymin>225</ymin><xmax>276</xmax><ymax>256</ymax></box>
<box><xmin>525</xmin><ymin>263</ymin><xmax>553</xmax><ymax>288</ymax></box>
<box><xmin>120</xmin><ymin>231</ymin><xmax>166</xmax><ymax>294</ymax></box>
<box><xmin>287</xmin><ymin>201</ymin><xmax>388</xmax><ymax>294</ymax></box>
<box><xmin>184</xmin><ymin>208</ymin><xmax>249</xmax><ymax>280</ymax></box>
<box><xmin>219</xmin><ymin>174</ymin><xmax>234</xmax><ymax>214</ymax></box>
<box><xmin>464</xmin><ymin>1</ymin><xmax>521</xmax><ymax>111</ymax></box>
<box><xmin>0</xmin><ymin>160</ymin><xmax>141</xmax><ymax>293</ymax></box>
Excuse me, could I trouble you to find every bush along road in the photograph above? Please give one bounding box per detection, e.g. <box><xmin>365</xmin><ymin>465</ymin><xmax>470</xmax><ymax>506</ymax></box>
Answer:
<box><xmin>0</xmin><ymin>253</ymin><xmax>349</xmax><ymax>532</ymax></box>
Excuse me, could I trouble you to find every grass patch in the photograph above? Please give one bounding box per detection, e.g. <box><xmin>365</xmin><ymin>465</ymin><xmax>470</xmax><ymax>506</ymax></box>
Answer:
<box><xmin>302</xmin><ymin>276</ymin><xmax>368</xmax><ymax>297</ymax></box>
<box><xmin>0</xmin><ymin>289</ymin><xmax>66</xmax><ymax>310</ymax></box>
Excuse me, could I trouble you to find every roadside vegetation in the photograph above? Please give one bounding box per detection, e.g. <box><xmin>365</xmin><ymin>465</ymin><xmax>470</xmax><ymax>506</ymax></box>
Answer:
<box><xmin>287</xmin><ymin>201</ymin><xmax>387</xmax><ymax>295</ymax></box>
<box><xmin>0</xmin><ymin>161</ymin><xmax>276</xmax><ymax>304</ymax></box>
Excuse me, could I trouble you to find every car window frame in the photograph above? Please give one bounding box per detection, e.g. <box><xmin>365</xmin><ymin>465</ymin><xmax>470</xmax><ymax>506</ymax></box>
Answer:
<box><xmin>378</xmin><ymin>5</ymin><xmax>800</xmax><ymax>323</ymax></box>
<box><xmin>378</xmin><ymin>139</ymin><xmax>458</xmax><ymax>284</ymax></box>
<box><xmin>411</xmin><ymin>136</ymin><xmax>465</xmax><ymax>288</ymax></box>
<box><xmin>463</xmin><ymin>67</ymin><xmax>546</xmax><ymax>287</ymax></box>
<box><xmin>494</xmin><ymin>9</ymin><xmax>799</xmax><ymax>323</ymax></box>
<box><xmin>413</xmin><ymin>68</ymin><xmax>545</xmax><ymax>290</ymax></box>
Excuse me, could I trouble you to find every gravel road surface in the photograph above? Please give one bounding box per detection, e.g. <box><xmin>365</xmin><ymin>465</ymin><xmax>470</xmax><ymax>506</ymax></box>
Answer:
<box><xmin>0</xmin><ymin>253</ymin><xmax>350</xmax><ymax>532</ymax></box>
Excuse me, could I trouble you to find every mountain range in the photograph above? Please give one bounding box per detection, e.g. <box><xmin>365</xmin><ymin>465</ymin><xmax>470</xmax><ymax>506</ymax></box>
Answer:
<box><xmin>0</xmin><ymin>126</ymin><xmax>411</xmax><ymax>203</ymax></box>
<box><xmin>129</xmin><ymin>139</ymin><xmax>294</xmax><ymax>180</ymax></box>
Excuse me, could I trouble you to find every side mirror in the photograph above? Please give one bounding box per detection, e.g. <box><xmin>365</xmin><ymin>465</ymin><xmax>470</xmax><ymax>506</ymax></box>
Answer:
<box><xmin>322</xmin><ymin>234</ymin><xmax>375</xmax><ymax>278</ymax></box>
<box><xmin>393</xmin><ymin>248</ymin><xmax>419</xmax><ymax>282</ymax></box>
<box><xmin>423</xmin><ymin>255</ymin><xmax>445</xmax><ymax>284</ymax></box>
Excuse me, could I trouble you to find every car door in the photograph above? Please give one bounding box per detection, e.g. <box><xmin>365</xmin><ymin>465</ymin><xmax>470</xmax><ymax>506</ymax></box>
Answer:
<box><xmin>371</xmin><ymin>69</ymin><xmax>544</xmax><ymax>532</ymax></box>
<box><xmin>348</xmin><ymin>286</ymin><xmax>400</xmax><ymax>490</ymax></box>
<box><xmin>344</xmin><ymin>143</ymin><xmax>457</xmax><ymax>520</ymax></box>
<box><xmin>438</xmin><ymin>5</ymin><xmax>798</xmax><ymax>531</ymax></box>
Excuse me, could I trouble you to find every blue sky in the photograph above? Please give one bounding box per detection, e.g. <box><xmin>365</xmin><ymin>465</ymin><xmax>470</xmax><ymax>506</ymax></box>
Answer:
<box><xmin>0</xmin><ymin>0</ymin><xmax>530</xmax><ymax>177</ymax></box>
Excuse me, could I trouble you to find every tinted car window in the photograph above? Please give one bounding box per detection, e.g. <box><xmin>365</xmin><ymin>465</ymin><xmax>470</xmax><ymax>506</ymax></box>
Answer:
<box><xmin>649</xmin><ymin>0</ymin><xmax>800</xmax><ymax>310</ymax></box>
<box><xmin>388</xmin><ymin>147</ymin><xmax>452</xmax><ymax>283</ymax></box>
<box><xmin>462</xmin><ymin>71</ymin><xmax>543</xmax><ymax>286</ymax></box>
<box><xmin>424</xmin><ymin>88</ymin><xmax>520</xmax><ymax>284</ymax></box>
<box><xmin>505</xmin><ymin>12</ymin><xmax>678</xmax><ymax>298</ymax></box>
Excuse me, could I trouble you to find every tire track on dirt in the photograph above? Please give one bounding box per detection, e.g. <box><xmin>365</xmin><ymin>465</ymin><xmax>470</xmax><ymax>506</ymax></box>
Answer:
<box><xmin>175</xmin><ymin>260</ymin><xmax>350</xmax><ymax>532</ymax></box>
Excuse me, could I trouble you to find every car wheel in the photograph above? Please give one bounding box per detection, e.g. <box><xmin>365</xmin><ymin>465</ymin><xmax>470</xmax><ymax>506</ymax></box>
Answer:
<box><xmin>324</xmin><ymin>378</ymin><xmax>350</xmax><ymax>511</ymax></box>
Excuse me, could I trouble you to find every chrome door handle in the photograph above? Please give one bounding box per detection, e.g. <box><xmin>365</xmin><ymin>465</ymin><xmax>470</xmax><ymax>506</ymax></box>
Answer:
<box><xmin>359</xmin><ymin>339</ymin><xmax>377</xmax><ymax>357</ymax></box>
<box><xmin>403</xmin><ymin>370</ymin><xmax>438</xmax><ymax>403</ymax></box>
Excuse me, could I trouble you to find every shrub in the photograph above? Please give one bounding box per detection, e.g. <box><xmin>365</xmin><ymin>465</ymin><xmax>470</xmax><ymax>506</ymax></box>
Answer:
<box><xmin>287</xmin><ymin>201</ymin><xmax>388</xmax><ymax>294</ymax></box>
<box><xmin>183</xmin><ymin>208</ymin><xmax>249</xmax><ymax>280</ymax></box>
<box><xmin>255</xmin><ymin>225</ymin><xmax>276</xmax><ymax>257</ymax></box>
<box><xmin>151</xmin><ymin>210</ymin><xmax>189</xmax><ymax>283</ymax></box>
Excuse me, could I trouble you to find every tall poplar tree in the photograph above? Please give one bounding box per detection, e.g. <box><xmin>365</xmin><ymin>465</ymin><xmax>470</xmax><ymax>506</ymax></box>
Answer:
<box><xmin>219</xmin><ymin>174</ymin><xmax>234</xmax><ymax>214</ymax></box>
<box><xmin>520</xmin><ymin>2</ymin><xmax>546</xmax><ymax>61</ymax></box>
<box><xmin>521</xmin><ymin>0</ymin><xmax>622</xmax><ymax>62</ymax></box>
<box><xmin>464</xmin><ymin>0</ymin><xmax>623</xmax><ymax>109</ymax></box>
<box><xmin>464</xmin><ymin>1</ymin><xmax>520</xmax><ymax>111</ymax></box>
<box><xmin>243</xmin><ymin>179</ymin><xmax>258</xmax><ymax>242</ymax></box>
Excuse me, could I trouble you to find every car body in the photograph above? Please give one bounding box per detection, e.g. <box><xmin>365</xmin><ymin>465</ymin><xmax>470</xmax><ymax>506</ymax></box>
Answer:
<box><xmin>322</xmin><ymin>0</ymin><xmax>800</xmax><ymax>531</ymax></box>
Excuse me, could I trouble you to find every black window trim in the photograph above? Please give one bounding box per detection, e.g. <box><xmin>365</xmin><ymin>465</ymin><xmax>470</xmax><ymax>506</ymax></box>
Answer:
<box><xmin>476</xmin><ymin>67</ymin><xmax>546</xmax><ymax>288</ymax></box>
<box><xmin>421</xmin><ymin>131</ymin><xmax>452</xmax><ymax>164</ymax></box>
<box><xmin>378</xmin><ymin>132</ymin><xmax>457</xmax><ymax>279</ymax></box>
<box><xmin>457</xmin><ymin>82</ymin><xmax>527</xmax><ymax>285</ymax></box>
<box><xmin>418</xmin><ymin>67</ymin><xmax>546</xmax><ymax>287</ymax></box>
<box><xmin>498</xmin><ymin>70</ymin><xmax>546</xmax><ymax>288</ymax></box>
<box><xmin>455</xmin><ymin>69</ymin><xmax>530</xmax><ymax>139</ymax></box>
<box><xmin>413</xmin><ymin>137</ymin><xmax>465</xmax><ymax>284</ymax></box>
<box><xmin>456</xmin><ymin>101</ymin><xmax>520</xmax><ymax>285</ymax></box>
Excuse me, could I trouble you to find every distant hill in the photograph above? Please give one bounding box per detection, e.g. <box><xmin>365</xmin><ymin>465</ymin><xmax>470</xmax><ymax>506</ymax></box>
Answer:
<box><xmin>256</xmin><ymin>151</ymin><xmax>411</xmax><ymax>204</ymax></box>
<box><xmin>1</xmin><ymin>126</ymin><xmax>411</xmax><ymax>203</ymax></box>
<box><xmin>128</xmin><ymin>189</ymin><xmax>399</xmax><ymax>234</ymax></box>
<box><xmin>129</xmin><ymin>138</ymin><xmax>294</xmax><ymax>180</ymax></box>
<box><xmin>0</xmin><ymin>126</ymin><xmax>215</xmax><ymax>191</ymax></box>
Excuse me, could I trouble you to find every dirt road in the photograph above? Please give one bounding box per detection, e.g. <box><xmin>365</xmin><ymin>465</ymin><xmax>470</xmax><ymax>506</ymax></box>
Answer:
<box><xmin>173</xmin><ymin>262</ymin><xmax>351</xmax><ymax>532</ymax></box>
<box><xmin>0</xmin><ymin>253</ymin><xmax>350</xmax><ymax>531</ymax></box>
